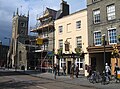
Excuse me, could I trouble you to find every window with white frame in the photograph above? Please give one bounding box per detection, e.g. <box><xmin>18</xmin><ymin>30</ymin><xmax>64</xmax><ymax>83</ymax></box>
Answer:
<box><xmin>59</xmin><ymin>39</ymin><xmax>63</xmax><ymax>49</ymax></box>
<box><xmin>76</xmin><ymin>20</ymin><xmax>81</xmax><ymax>29</ymax></box>
<box><xmin>60</xmin><ymin>58</ymin><xmax>66</xmax><ymax>68</ymax></box>
<box><xmin>76</xmin><ymin>36</ymin><xmax>82</xmax><ymax>48</ymax></box>
<box><xmin>59</xmin><ymin>26</ymin><xmax>63</xmax><ymax>33</ymax></box>
<box><xmin>94</xmin><ymin>31</ymin><xmax>101</xmax><ymax>45</ymax></box>
<box><xmin>75</xmin><ymin>58</ymin><xmax>84</xmax><ymax>69</ymax></box>
<box><xmin>108</xmin><ymin>28</ymin><xmax>117</xmax><ymax>44</ymax></box>
<box><xmin>93</xmin><ymin>9</ymin><xmax>100</xmax><ymax>24</ymax></box>
<box><xmin>67</xmin><ymin>23</ymin><xmax>71</xmax><ymax>32</ymax></box>
<box><xmin>107</xmin><ymin>4</ymin><xmax>115</xmax><ymax>20</ymax></box>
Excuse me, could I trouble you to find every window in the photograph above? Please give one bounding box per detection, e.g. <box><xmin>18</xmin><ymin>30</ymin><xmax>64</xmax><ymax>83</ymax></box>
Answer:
<box><xmin>76</xmin><ymin>36</ymin><xmax>82</xmax><ymax>48</ymax></box>
<box><xmin>108</xmin><ymin>28</ymin><xmax>117</xmax><ymax>44</ymax></box>
<box><xmin>19</xmin><ymin>51</ymin><xmax>22</xmax><ymax>61</ymax></box>
<box><xmin>20</xmin><ymin>29</ymin><xmax>25</xmax><ymax>34</ymax></box>
<box><xmin>59</xmin><ymin>39</ymin><xmax>63</xmax><ymax>49</ymax></box>
<box><xmin>75</xmin><ymin>58</ymin><xmax>84</xmax><ymax>69</ymax></box>
<box><xmin>93</xmin><ymin>9</ymin><xmax>100</xmax><ymax>24</ymax></box>
<box><xmin>59</xmin><ymin>26</ymin><xmax>63</xmax><ymax>33</ymax></box>
<box><xmin>94</xmin><ymin>31</ymin><xmax>101</xmax><ymax>45</ymax></box>
<box><xmin>107</xmin><ymin>4</ymin><xmax>115</xmax><ymax>20</ymax></box>
<box><xmin>76</xmin><ymin>21</ymin><xmax>81</xmax><ymax>29</ymax></box>
<box><xmin>67</xmin><ymin>23</ymin><xmax>71</xmax><ymax>32</ymax></box>
<box><xmin>20</xmin><ymin>22</ymin><xmax>26</xmax><ymax>27</ymax></box>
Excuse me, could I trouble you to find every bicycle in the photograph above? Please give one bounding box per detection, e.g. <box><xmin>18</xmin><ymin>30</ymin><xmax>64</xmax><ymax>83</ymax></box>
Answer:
<box><xmin>88</xmin><ymin>71</ymin><xmax>102</xmax><ymax>84</ymax></box>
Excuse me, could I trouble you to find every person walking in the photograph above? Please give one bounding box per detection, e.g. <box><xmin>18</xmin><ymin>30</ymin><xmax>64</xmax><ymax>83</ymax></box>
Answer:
<box><xmin>114</xmin><ymin>63</ymin><xmax>120</xmax><ymax>81</ymax></box>
<box><xmin>57</xmin><ymin>64</ymin><xmax>60</xmax><ymax>76</ymax></box>
<box><xmin>105</xmin><ymin>63</ymin><xmax>111</xmax><ymax>81</ymax></box>
<box><xmin>105</xmin><ymin>63</ymin><xmax>111</xmax><ymax>76</ymax></box>
<box><xmin>63</xmin><ymin>65</ymin><xmax>66</xmax><ymax>76</ymax></box>
<box><xmin>87</xmin><ymin>65</ymin><xmax>92</xmax><ymax>78</ymax></box>
<box><xmin>70</xmin><ymin>63</ymin><xmax>75</xmax><ymax>79</ymax></box>
<box><xmin>53</xmin><ymin>64</ymin><xmax>57</xmax><ymax>79</ymax></box>
<box><xmin>75</xmin><ymin>65</ymin><xmax>79</xmax><ymax>78</ymax></box>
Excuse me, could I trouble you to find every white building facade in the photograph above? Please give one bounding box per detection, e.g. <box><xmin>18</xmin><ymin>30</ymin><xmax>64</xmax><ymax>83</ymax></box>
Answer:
<box><xmin>55</xmin><ymin>9</ymin><xmax>89</xmax><ymax>76</ymax></box>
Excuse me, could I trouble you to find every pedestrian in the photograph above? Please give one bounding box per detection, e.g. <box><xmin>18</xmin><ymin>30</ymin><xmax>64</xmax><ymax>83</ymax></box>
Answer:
<box><xmin>70</xmin><ymin>63</ymin><xmax>75</xmax><ymax>79</ymax></box>
<box><xmin>114</xmin><ymin>63</ymin><xmax>120</xmax><ymax>80</ymax></box>
<box><xmin>75</xmin><ymin>65</ymin><xmax>79</xmax><ymax>78</ymax></box>
<box><xmin>105</xmin><ymin>63</ymin><xmax>111</xmax><ymax>76</ymax></box>
<box><xmin>53</xmin><ymin>64</ymin><xmax>57</xmax><ymax>79</ymax></box>
<box><xmin>105</xmin><ymin>63</ymin><xmax>111</xmax><ymax>81</ymax></box>
<box><xmin>57</xmin><ymin>64</ymin><xmax>60</xmax><ymax>76</ymax></box>
<box><xmin>63</xmin><ymin>65</ymin><xmax>66</xmax><ymax>76</ymax></box>
<box><xmin>87</xmin><ymin>65</ymin><xmax>92</xmax><ymax>77</ymax></box>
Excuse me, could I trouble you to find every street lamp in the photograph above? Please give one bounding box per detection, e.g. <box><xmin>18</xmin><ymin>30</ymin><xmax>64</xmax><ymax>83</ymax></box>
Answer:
<box><xmin>102</xmin><ymin>34</ymin><xmax>106</xmax><ymax>70</ymax></box>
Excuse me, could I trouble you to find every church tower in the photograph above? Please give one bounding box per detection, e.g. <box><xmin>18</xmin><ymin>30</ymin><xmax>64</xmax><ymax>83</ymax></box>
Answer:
<box><xmin>8</xmin><ymin>8</ymin><xmax>29</xmax><ymax>68</ymax></box>
<box><xmin>12</xmin><ymin>8</ymin><xmax>29</xmax><ymax>39</ymax></box>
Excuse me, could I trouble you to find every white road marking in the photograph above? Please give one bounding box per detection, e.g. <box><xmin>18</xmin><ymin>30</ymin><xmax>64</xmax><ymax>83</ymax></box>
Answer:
<box><xmin>36</xmin><ymin>86</ymin><xmax>48</xmax><ymax>89</ymax></box>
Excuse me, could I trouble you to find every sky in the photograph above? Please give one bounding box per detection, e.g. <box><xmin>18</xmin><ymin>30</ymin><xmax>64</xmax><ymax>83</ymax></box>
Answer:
<box><xmin>0</xmin><ymin>0</ymin><xmax>86</xmax><ymax>45</ymax></box>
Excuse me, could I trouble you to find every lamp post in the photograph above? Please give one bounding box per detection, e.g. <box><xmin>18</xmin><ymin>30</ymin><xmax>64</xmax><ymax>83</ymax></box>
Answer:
<box><xmin>102</xmin><ymin>34</ymin><xmax>106</xmax><ymax>70</ymax></box>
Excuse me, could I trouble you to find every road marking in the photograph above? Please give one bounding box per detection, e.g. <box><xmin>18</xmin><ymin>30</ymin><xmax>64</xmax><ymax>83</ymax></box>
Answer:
<box><xmin>36</xmin><ymin>86</ymin><xmax>48</xmax><ymax>89</ymax></box>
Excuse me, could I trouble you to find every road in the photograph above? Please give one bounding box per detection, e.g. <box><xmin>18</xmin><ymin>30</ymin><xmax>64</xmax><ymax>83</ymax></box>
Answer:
<box><xmin>0</xmin><ymin>69</ymin><xmax>96</xmax><ymax>89</ymax></box>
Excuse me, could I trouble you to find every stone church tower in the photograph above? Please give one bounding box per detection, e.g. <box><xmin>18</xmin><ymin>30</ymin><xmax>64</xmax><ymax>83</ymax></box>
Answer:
<box><xmin>8</xmin><ymin>8</ymin><xmax>29</xmax><ymax>69</ymax></box>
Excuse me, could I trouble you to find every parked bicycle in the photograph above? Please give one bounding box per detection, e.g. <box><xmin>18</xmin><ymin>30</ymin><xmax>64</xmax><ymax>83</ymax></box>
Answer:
<box><xmin>88</xmin><ymin>71</ymin><xmax>102</xmax><ymax>84</ymax></box>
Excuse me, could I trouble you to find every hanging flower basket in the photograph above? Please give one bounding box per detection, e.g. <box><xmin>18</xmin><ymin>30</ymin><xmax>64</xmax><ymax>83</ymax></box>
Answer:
<box><xmin>57</xmin><ymin>48</ymin><xmax>63</xmax><ymax>55</ymax></box>
<box><xmin>117</xmin><ymin>34</ymin><xmax>120</xmax><ymax>42</ymax></box>
<box><xmin>75</xmin><ymin>47</ymin><xmax>81</xmax><ymax>55</ymax></box>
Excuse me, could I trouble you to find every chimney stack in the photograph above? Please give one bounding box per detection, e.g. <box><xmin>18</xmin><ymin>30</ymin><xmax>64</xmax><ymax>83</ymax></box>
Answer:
<box><xmin>60</xmin><ymin>0</ymin><xmax>69</xmax><ymax>16</ymax></box>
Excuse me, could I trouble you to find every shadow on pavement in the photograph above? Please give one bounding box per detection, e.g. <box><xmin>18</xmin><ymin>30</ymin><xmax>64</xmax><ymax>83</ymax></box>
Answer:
<box><xmin>0</xmin><ymin>79</ymin><xmax>37</xmax><ymax>89</ymax></box>
<box><xmin>0</xmin><ymin>70</ymin><xmax>28</xmax><ymax>76</ymax></box>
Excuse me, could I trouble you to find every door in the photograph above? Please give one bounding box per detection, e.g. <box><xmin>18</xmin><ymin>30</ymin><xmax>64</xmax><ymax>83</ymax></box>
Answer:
<box><xmin>67</xmin><ymin>61</ymin><xmax>71</xmax><ymax>74</ymax></box>
<box><xmin>91</xmin><ymin>57</ymin><xmax>96</xmax><ymax>71</ymax></box>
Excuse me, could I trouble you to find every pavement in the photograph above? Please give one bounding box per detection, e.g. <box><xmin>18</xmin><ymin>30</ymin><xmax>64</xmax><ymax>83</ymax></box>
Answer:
<box><xmin>1</xmin><ymin>68</ymin><xmax>120</xmax><ymax>89</ymax></box>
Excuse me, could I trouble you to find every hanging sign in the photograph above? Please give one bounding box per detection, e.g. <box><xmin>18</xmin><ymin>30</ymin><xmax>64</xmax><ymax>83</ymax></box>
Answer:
<box><xmin>36</xmin><ymin>38</ymin><xmax>43</xmax><ymax>45</ymax></box>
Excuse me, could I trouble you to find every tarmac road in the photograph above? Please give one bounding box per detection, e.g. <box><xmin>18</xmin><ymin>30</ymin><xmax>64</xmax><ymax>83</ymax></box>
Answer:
<box><xmin>0</xmin><ymin>69</ymin><xmax>96</xmax><ymax>89</ymax></box>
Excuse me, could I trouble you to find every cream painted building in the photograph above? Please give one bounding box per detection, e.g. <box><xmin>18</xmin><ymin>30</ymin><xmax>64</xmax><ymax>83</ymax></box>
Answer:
<box><xmin>55</xmin><ymin>9</ymin><xmax>89</xmax><ymax>76</ymax></box>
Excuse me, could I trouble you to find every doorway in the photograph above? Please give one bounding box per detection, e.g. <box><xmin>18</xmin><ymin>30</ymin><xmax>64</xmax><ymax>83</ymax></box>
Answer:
<box><xmin>91</xmin><ymin>57</ymin><xmax>96</xmax><ymax>71</ymax></box>
<box><xmin>67</xmin><ymin>61</ymin><xmax>71</xmax><ymax>74</ymax></box>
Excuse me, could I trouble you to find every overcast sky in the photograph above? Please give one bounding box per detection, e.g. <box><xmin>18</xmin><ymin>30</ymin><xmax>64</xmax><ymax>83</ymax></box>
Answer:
<box><xmin>0</xmin><ymin>0</ymin><xmax>86</xmax><ymax>45</ymax></box>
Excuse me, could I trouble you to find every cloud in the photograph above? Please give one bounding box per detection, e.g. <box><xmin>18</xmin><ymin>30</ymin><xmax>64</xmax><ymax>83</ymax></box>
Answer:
<box><xmin>0</xmin><ymin>0</ymin><xmax>86</xmax><ymax>45</ymax></box>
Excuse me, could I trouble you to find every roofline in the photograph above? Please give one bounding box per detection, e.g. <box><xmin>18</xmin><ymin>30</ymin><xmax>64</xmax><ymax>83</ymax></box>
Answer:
<box><xmin>55</xmin><ymin>8</ymin><xmax>87</xmax><ymax>21</ymax></box>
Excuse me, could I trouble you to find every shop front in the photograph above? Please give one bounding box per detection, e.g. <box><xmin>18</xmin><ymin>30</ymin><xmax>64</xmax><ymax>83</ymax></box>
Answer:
<box><xmin>56</xmin><ymin>53</ymin><xmax>85</xmax><ymax>75</ymax></box>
